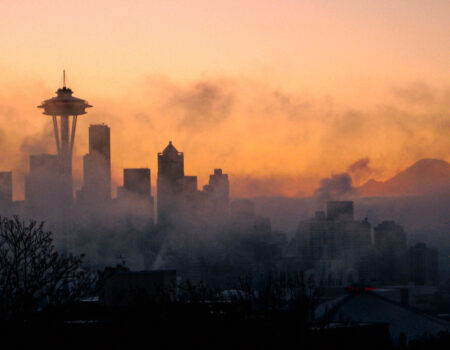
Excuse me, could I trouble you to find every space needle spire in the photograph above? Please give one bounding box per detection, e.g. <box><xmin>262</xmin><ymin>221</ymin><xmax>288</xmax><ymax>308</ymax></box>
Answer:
<box><xmin>38</xmin><ymin>71</ymin><xmax>92</xmax><ymax>205</ymax></box>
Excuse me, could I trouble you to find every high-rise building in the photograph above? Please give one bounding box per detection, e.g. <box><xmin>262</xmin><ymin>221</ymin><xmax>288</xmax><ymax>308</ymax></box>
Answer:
<box><xmin>88</xmin><ymin>124</ymin><xmax>111</xmax><ymax>163</ymax></box>
<box><xmin>183</xmin><ymin>176</ymin><xmax>198</xmax><ymax>194</ymax></box>
<box><xmin>77</xmin><ymin>124</ymin><xmax>111</xmax><ymax>205</ymax></box>
<box><xmin>117</xmin><ymin>168</ymin><xmax>154</xmax><ymax>220</ymax></box>
<box><xmin>203</xmin><ymin>168</ymin><xmax>229</xmax><ymax>216</ymax></box>
<box><xmin>119</xmin><ymin>168</ymin><xmax>151</xmax><ymax>198</ymax></box>
<box><xmin>157</xmin><ymin>143</ymin><xmax>229</xmax><ymax>224</ymax></box>
<box><xmin>0</xmin><ymin>171</ymin><xmax>12</xmax><ymax>205</ymax></box>
<box><xmin>373</xmin><ymin>221</ymin><xmax>408</xmax><ymax>284</ymax></box>
<box><xmin>327</xmin><ymin>201</ymin><xmax>354</xmax><ymax>221</ymax></box>
<box><xmin>374</xmin><ymin>221</ymin><xmax>407</xmax><ymax>253</ymax></box>
<box><xmin>25</xmin><ymin>154</ymin><xmax>60</xmax><ymax>210</ymax></box>
<box><xmin>294</xmin><ymin>201</ymin><xmax>372</xmax><ymax>285</ymax></box>
<box><xmin>408</xmin><ymin>243</ymin><xmax>439</xmax><ymax>286</ymax></box>
<box><xmin>25</xmin><ymin>154</ymin><xmax>71</xmax><ymax>250</ymax></box>
<box><xmin>157</xmin><ymin>141</ymin><xmax>184</xmax><ymax>223</ymax></box>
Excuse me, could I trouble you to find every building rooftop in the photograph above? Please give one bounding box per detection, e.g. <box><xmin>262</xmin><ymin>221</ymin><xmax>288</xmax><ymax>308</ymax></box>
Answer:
<box><xmin>161</xmin><ymin>141</ymin><xmax>182</xmax><ymax>156</ymax></box>
<box><xmin>316</xmin><ymin>290</ymin><xmax>449</xmax><ymax>341</ymax></box>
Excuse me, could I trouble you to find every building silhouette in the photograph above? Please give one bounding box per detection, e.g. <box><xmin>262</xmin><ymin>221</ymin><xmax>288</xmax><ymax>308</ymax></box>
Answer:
<box><xmin>315</xmin><ymin>288</ymin><xmax>449</xmax><ymax>343</ymax></box>
<box><xmin>77</xmin><ymin>124</ymin><xmax>111</xmax><ymax>205</ymax></box>
<box><xmin>293</xmin><ymin>201</ymin><xmax>372</xmax><ymax>285</ymax></box>
<box><xmin>373</xmin><ymin>221</ymin><xmax>408</xmax><ymax>284</ymax></box>
<box><xmin>374</xmin><ymin>221</ymin><xmax>407</xmax><ymax>252</ymax></box>
<box><xmin>120</xmin><ymin>168</ymin><xmax>151</xmax><ymax>198</ymax></box>
<box><xmin>326</xmin><ymin>201</ymin><xmax>354</xmax><ymax>221</ymax></box>
<box><xmin>25</xmin><ymin>154</ymin><xmax>63</xmax><ymax>217</ymax></box>
<box><xmin>157</xmin><ymin>141</ymin><xmax>185</xmax><ymax>223</ymax></box>
<box><xmin>408</xmin><ymin>242</ymin><xmax>439</xmax><ymax>286</ymax></box>
<box><xmin>117</xmin><ymin>168</ymin><xmax>154</xmax><ymax>217</ymax></box>
<box><xmin>182</xmin><ymin>176</ymin><xmax>198</xmax><ymax>194</ymax></box>
<box><xmin>0</xmin><ymin>171</ymin><xmax>12</xmax><ymax>206</ymax></box>
<box><xmin>203</xmin><ymin>168</ymin><xmax>229</xmax><ymax>217</ymax></box>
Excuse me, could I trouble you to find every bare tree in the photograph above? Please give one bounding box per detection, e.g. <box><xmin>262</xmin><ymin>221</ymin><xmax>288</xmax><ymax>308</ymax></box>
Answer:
<box><xmin>0</xmin><ymin>216</ymin><xmax>92</xmax><ymax>319</ymax></box>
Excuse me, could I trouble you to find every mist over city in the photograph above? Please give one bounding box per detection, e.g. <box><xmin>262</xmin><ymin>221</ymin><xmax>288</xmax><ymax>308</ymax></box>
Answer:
<box><xmin>0</xmin><ymin>1</ymin><xmax>449</xmax><ymax>349</ymax></box>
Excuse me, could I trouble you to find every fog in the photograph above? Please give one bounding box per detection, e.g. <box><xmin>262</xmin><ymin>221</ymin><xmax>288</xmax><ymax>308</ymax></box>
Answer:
<box><xmin>0</xmin><ymin>77</ymin><xmax>449</xmax><ymax>200</ymax></box>
<box><xmin>0</xmin><ymin>75</ymin><xmax>448</xmax><ymax>291</ymax></box>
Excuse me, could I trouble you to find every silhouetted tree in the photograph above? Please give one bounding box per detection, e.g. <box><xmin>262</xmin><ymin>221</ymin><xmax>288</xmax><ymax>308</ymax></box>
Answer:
<box><xmin>0</xmin><ymin>216</ymin><xmax>92</xmax><ymax>319</ymax></box>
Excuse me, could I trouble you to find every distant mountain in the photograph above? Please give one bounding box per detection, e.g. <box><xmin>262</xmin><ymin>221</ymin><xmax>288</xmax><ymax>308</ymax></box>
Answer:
<box><xmin>357</xmin><ymin>158</ymin><xmax>450</xmax><ymax>197</ymax></box>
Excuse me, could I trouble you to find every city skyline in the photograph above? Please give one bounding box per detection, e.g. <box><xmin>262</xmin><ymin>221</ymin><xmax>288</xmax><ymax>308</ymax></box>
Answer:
<box><xmin>2</xmin><ymin>68</ymin><xmax>449</xmax><ymax>201</ymax></box>
<box><xmin>0</xmin><ymin>1</ymin><xmax>449</xmax><ymax>200</ymax></box>
<box><xmin>0</xmin><ymin>3</ymin><xmax>449</xmax><ymax>345</ymax></box>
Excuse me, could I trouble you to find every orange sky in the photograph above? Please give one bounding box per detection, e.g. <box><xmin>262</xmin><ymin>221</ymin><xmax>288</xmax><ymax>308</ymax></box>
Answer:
<box><xmin>0</xmin><ymin>0</ymin><xmax>449</xmax><ymax>199</ymax></box>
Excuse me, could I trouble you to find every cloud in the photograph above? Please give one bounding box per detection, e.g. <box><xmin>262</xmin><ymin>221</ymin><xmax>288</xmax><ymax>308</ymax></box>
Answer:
<box><xmin>392</xmin><ymin>81</ymin><xmax>435</xmax><ymax>105</ymax></box>
<box><xmin>19</xmin><ymin>124</ymin><xmax>54</xmax><ymax>156</ymax></box>
<box><xmin>230</xmin><ymin>174</ymin><xmax>316</xmax><ymax>198</ymax></box>
<box><xmin>264</xmin><ymin>90</ymin><xmax>311</xmax><ymax>121</ymax></box>
<box><xmin>348</xmin><ymin>158</ymin><xmax>370</xmax><ymax>173</ymax></box>
<box><xmin>169</xmin><ymin>81</ymin><xmax>234</xmax><ymax>130</ymax></box>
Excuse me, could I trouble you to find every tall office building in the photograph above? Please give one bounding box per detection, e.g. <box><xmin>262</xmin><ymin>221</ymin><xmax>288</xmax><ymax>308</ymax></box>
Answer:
<box><xmin>117</xmin><ymin>168</ymin><xmax>154</xmax><ymax>220</ymax></box>
<box><xmin>0</xmin><ymin>171</ymin><xmax>12</xmax><ymax>204</ymax></box>
<box><xmin>374</xmin><ymin>221</ymin><xmax>407</xmax><ymax>253</ymax></box>
<box><xmin>157</xmin><ymin>141</ymin><xmax>184</xmax><ymax>223</ymax></box>
<box><xmin>119</xmin><ymin>168</ymin><xmax>151</xmax><ymax>198</ymax></box>
<box><xmin>77</xmin><ymin>124</ymin><xmax>111</xmax><ymax>205</ymax></box>
<box><xmin>203</xmin><ymin>168</ymin><xmax>229</xmax><ymax>216</ymax></box>
<box><xmin>88</xmin><ymin>124</ymin><xmax>111</xmax><ymax>165</ymax></box>
<box><xmin>326</xmin><ymin>201</ymin><xmax>354</xmax><ymax>221</ymax></box>
<box><xmin>373</xmin><ymin>221</ymin><xmax>408</xmax><ymax>284</ymax></box>
<box><xmin>0</xmin><ymin>171</ymin><xmax>12</xmax><ymax>214</ymax></box>
<box><xmin>183</xmin><ymin>176</ymin><xmax>198</xmax><ymax>194</ymax></box>
<box><xmin>408</xmin><ymin>243</ymin><xmax>439</xmax><ymax>286</ymax></box>
<box><xmin>25</xmin><ymin>154</ymin><xmax>60</xmax><ymax>210</ymax></box>
<box><xmin>294</xmin><ymin>201</ymin><xmax>372</xmax><ymax>285</ymax></box>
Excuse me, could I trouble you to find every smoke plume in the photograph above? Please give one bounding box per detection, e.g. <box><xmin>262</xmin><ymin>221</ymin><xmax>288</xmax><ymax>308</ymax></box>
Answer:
<box><xmin>314</xmin><ymin>173</ymin><xmax>355</xmax><ymax>202</ymax></box>
<box><xmin>346</xmin><ymin>157</ymin><xmax>381</xmax><ymax>185</ymax></box>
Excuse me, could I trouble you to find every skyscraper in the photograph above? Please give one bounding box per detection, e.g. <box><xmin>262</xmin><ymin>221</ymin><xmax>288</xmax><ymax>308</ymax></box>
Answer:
<box><xmin>183</xmin><ymin>176</ymin><xmax>198</xmax><ymax>194</ymax></box>
<box><xmin>119</xmin><ymin>168</ymin><xmax>151</xmax><ymax>198</ymax></box>
<box><xmin>203</xmin><ymin>168</ymin><xmax>229</xmax><ymax>216</ymax></box>
<box><xmin>326</xmin><ymin>201</ymin><xmax>354</xmax><ymax>221</ymax></box>
<box><xmin>77</xmin><ymin>124</ymin><xmax>111</xmax><ymax>205</ymax></box>
<box><xmin>294</xmin><ymin>201</ymin><xmax>372</xmax><ymax>285</ymax></box>
<box><xmin>0</xmin><ymin>171</ymin><xmax>12</xmax><ymax>209</ymax></box>
<box><xmin>408</xmin><ymin>243</ymin><xmax>439</xmax><ymax>286</ymax></box>
<box><xmin>88</xmin><ymin>124</ymin><xmax>111</xmax><ymax>165</ymax></box>
<box><xmin>116</xmin><ymin>168</ymin><xmax>154</xmax><ymax>220</ymax></box>
<box><xmin>157</xmin><ymin>141</ymin><xmax>184</xmax><ymax>223</ymax></box>
<box><xmin>25</xmin><ymin>154</ymin><xmax>60</xmax><ymax>210</ymax></box>
<box><xmin>373</xmin><ymin>221</ymin><xmax>408</xmax><ymax>284</ymax></box>
<box><xmin>374</xmin><ymin>221</ymin><xmax>407</xmax><ymax>253</ymax></box>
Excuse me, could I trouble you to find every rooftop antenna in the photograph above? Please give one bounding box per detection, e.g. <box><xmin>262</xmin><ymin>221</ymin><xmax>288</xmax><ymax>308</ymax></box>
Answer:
<box><xmin>63</xmin><ymin>70</ymin><xmax>66</xmax><ymax>87</ymax></box>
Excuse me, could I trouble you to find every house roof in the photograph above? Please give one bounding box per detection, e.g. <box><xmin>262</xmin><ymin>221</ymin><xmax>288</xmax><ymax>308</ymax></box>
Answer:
<box><xmin>316</xmin><ymin>291</ymin><xmax>449</xmax><ymax>341</ymax></box>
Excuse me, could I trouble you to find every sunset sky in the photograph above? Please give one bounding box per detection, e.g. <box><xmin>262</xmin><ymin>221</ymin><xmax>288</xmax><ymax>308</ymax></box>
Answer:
<box><xmin>0</xmin><ymin>0</ymin><xmax>449</xmax><ymax>199</ymax></box>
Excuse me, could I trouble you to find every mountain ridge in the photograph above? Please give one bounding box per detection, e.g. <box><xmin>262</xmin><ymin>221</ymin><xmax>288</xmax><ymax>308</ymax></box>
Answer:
<box><xmin>357</xmin><ymin>158</ymin><xmax>450</xmax><ymax>197</ymax></box>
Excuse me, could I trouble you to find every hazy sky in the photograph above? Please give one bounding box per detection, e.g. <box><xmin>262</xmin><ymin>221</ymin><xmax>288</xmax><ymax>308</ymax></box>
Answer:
<box><xmin>0</xmin><ymin>0</ymin><xmax>449</xmax><ymax>199</ymax></box>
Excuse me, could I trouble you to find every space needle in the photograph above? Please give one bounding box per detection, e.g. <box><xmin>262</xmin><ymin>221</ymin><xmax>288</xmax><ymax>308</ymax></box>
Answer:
<box><xmin>38</xmin><ymin>71</ymin><xmax>92</xmax><ymax>205</ymax></box>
